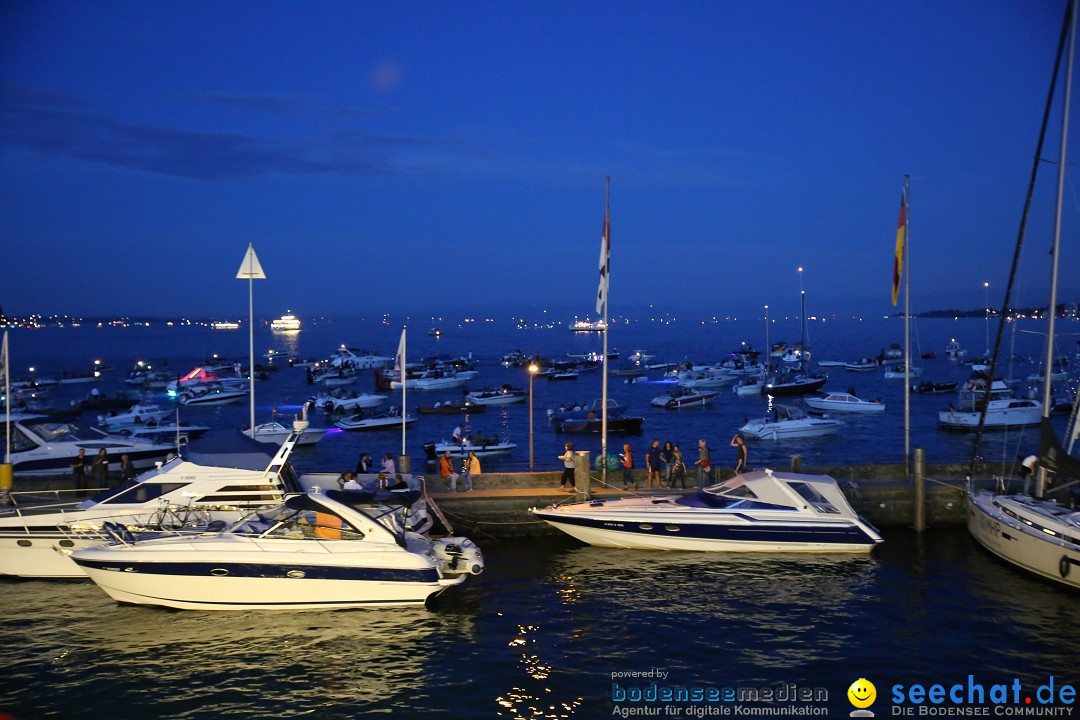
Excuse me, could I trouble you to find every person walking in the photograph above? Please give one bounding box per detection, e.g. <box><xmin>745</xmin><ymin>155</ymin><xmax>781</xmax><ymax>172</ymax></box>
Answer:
<box><xmin>730</xmin><ymin>434</ymin><xmax>748</xmax><ymax>474</ymax></box>
<box><xmin>440</xmin><ymin>450</ymin><xmax>461</xmax><ymax>491</ymax></box>
<box><xmin>646</xmin><ymin>439</ymin><xmax>662</xmax><ymax>489</ymax></box>
<box><xmin>461</xmin><ymin>450</ymin><xmax>480</xmax><ymax>492</ymax></box>
<box><xmin>70</xmin><ymin>448</ymin><xmax>87</xmax><ymax>491</ymax></box>
<box><xmin>660</xmin><ymin>441</ymin><xmax>675</xmax><ymax>488</ymax></box>
<box><xmin>91</xmin><ymin>448</ymin><xmax>109</xmax><ymax>489</ymax></box>
<box><xmin>670</xmin><ymin>446</ymin><xmax>688</xmax><ymax>489</ymax></box>
<box><xmin>694</xmin><ymin>439</ymin><xmax>711</xmax><ymax>487</ymax></box>
<box><xmin>620</xmin><ymin>444</ymin><xmax>636</xmax><ymax>490</ymax></box>
<box><xmin>558</xmin><ymin>442</ymin><xmax>576</xmax><ymax>491</ymax></box>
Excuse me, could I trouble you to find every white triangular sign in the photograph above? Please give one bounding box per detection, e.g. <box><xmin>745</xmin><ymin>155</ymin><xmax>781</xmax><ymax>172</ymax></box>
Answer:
<box><xmin>235</xmin><ymin>243</ymin><xmax>267</xmax><ymax>279</ymax></box>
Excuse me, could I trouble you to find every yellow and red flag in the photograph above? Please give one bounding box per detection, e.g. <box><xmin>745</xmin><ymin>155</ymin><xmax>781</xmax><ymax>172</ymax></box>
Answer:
<box><xmin>892</xmin><ymin>191</ymin><xmax>906</xmax><ymax>306</ymax></box>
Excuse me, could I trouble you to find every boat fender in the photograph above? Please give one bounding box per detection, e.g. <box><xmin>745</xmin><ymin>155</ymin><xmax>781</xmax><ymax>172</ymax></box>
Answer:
<box><xmin>1060</xmin><ymin>555</ymin><xmax>1071</xmax><ymax>579</ymax></box>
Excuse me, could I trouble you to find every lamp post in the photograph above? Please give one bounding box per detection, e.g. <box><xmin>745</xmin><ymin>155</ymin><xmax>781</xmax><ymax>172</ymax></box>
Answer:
<box><xmin>528</xmin><ymin>363</ymin><xmax>539</xmax><ymax>471</ymax></box>
<box><xmin>983</xmin><ymin>281</ymin><xmax>990</xmax><ymax>356</ymax></box>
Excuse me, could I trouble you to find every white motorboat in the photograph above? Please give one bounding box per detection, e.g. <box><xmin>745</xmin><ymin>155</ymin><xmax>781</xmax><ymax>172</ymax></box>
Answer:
<box><xmin>677</xmin><ymin>368</ymin><xmax>737</xmax><ymax>389</ymax></box>
<box><xmin>177</xmin><ymin>382</ymin><xmax>248</xmax><ymax>406</ymax></box>
<box><xmin>270</xmin><ymin>313</ymin><xmax>301</xmax><ymax>333</ymax></box>
<box><xmin>118</xmin><ymin>420</ymin><xmax>211</xmax><ymax>444</ymax></box>
<box><xmin>732</xmin><ymin>377</ymin><xmax>765</xmax><ymax>397</ymax></box>
<box><xmin>816</xmin><ymin>360</ymin><xmax>847</xmax><ymax>368</ymax></box>
<box><xmin>465</xmin><ymin>386</ymin><xmax>527</xmax><ymax>405</ymax></box>
<box><xmin>945</xmin><ymin>339</ymin><xmax>967</xmax><ymax>359</ymax></box>
<box><xmin>0</xmin><ymin>426</ymin><xmax>306</xmax><ymax>578</ymax></box>
<box><xmin>739</xmin><ymin>404</ymin><xmax>844</xmax><ymax>440</ymax></box>
<box><xmin>309</xmin><ymin>390</ymin><xmax>387</xmax><ymax>413</ymax></box>
<box><xmin>329</xmin><ymin>346</ymin><xmax>394</xmax><ymax>370</ymax></box>
<box><xmin>883</xmin><ymin>365</ymin><xmax>922</xmax><ymax>379</ymax></box>
<box><xmin>842</xmin><ymin>357</ymin><xmax>880</xmax><ymax>372</ymax></box>
<box><xmin>312</xmin><ymin>367</ymin><xmax>359</xmax><ymax>386</ymax></box>
<box><xmin>68</xmin><ymin>488</ymin><xmax>484</xmax><ymax>610</ymax></box>
<box><xmin>246</xmin><ymin>421</ymin><xmax>327</xmax><ymax>446</ymax></box>
<box><xmin>97</xmin><ymin>402</ymin><xmax>173</xmax><ymax>431</ymax></box>
<box><xmin>938</xmin><ymin>376</ymin><xmax>1042</xmax><ymax>430</ymax></box>
<box><xmin>391</xmin><ymin>371</ymin><xmax>472</xmax><ymax>391</ymax></box>
<box><xmin>531</xmin><ymin>468</ymin><xmax>882</xmax><ymax>553</ymax></box>
<box><xmin>434</xmin><ymin>432</ymin><xmax>516</xmax><ymax>457</ymax></box>
<box><xmin>0</xmin><ymin>413</ymin><xmax>176</xmax><ymax>477</ymax></box>
<box><xmin>804</xmin><ymin>392</ymin><xmax>885</xmax><ymax>414</ymax></box>
<box><xmin>650</xmin><ymin>387</ymin><xmax>718</xmax><ymax>409</ymax></box>
<box><xmin>335</xmin><ymin>408</ymin><xmax>416</xmax><ymax>431</ymax></box>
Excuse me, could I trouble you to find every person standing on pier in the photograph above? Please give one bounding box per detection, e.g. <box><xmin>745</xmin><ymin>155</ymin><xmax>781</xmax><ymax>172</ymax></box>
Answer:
<box><xmin>660</xmin><ymin>441</ymin><xmax>675</xmax><ymax>487</ymax></box>
<box><xmin>646</xmin><ymin>439</ymin><xmax>662</xmax><ymax>489</ymax></box>
<box><xmin>694</xmin><ymin>439</ymin><xmax>711</xmax><ymax>487</ymax></box>
<box><xmin>731</xmin><ymin>434</ymin><xmax>748</xmax><ymax>474</ymax></box>
<box><xmin>620</xmin><ymin>444</ymin><xmax>636</xmax><ymax>490</ymax></box>
<box><xmin>381</xmin><ymin>453</ymin><xmax>396</xmax><ymax>476</ymax></box>
<box><xmin>461</xmin><ymin>450</ymin><xmax>480</xmax><ymax>492</ymax></box>
<box><xmin>670</xmin><ymin>446</ymin><xmax>688</xmax><ymax>489</ymax></box>
<box><xmin>70</xmin><ymin>448</ymin><xmax>88</xmax><ymax>490</ymax></box>
<box><xmin>558</xmin><ymin>443</ymin><xmax>576</xmax><ymax>491</ymax></box>
<box><xmin>119</xmin><ymin>454</ymin><xmax>137</xmax><ymax>483</ymax></box>
<box><xmin>91</xmin><ymin>448</ymin><xmax>109</xmax><ymax>488</ymax></box>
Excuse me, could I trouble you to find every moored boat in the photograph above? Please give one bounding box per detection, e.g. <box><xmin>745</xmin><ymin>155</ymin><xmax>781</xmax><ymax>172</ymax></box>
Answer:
<box><xmin>739</xmin><ymin>404</ymin><xmax>843</xmax><ymax>440</ymax></box>
<box><xmin>650</xmin><ymin>387</ymin><xmax>718</xmax><ymax>409</ymax></box>
<box><xmin>804</xmin><ymin>391</ymin><xmax>885</xmax><ymax>414</ymax></box>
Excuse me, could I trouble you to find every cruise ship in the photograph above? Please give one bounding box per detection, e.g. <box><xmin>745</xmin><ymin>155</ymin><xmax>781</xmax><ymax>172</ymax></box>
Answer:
<box><xmin>270</xmin><ymin>313</ymin><xmax>301</xmax><ymax>333</ymax></box>
<box><xmin>211</xmin><ymin>321</ymin><xmax>239</xmax><ymax>330</ymax></box>
<box><xmin>569</xmin><ymin>319</ymin><xmax>607</xmax><ymax>332</ymax></box>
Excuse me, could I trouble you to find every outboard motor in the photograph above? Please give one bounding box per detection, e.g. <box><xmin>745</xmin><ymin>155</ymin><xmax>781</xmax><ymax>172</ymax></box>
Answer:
<box><xmin>423</xmin><ymin>443</ymin><xmax>437</xmax><ymax>462</ymax></box>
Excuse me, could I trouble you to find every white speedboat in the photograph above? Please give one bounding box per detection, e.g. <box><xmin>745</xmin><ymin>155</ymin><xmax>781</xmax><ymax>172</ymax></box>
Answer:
<box><xmin>531</xmin><ymin>468</ymin><xmax>882</xmax><ymax>552</ymax></box>
<box><xmin>68</xmin><ymin>488</ymin><xmax>484</xmax><ymax>610</ymax></box>
<box><xmin>0</xmin><ymin>426</ymin><xmax>306</xmax><ymax>578</ymax></box>
<box><xmin>392</xmin><ymin>372</ymin><xmax>472</xmax><ymax>391</ymax></box>
<box><xmin>0</xmin><ymin>413</ymin><xmax>176</xmax><ymax>477</ymax></box>
<box><xmin>842</xmin><ymin>357</ymin><xmax>880</xmax><ymax>372</ymax></box>
<box><xmin>804</xmin><ymin>392</ymin><xmax>885</xmax><ymax>414</ymax></box>
<box><xmin>677</xmin><ymin>368</ymin><xmax>738</xmax><ymax>389</ymax></box>
<box><xmin>732</xmin><ymin>377</ymin><xmax>765</xmax><ymax>396</ymax></box>
<box><xmin>329</xmin><ymin>346</ymin><xmax>394</xmax><ymax>370</ymax></box>
<box><xmin>335</xmin><ymin>409</ymin><xmax>416</xmax><ymax>431</ymax></box>
<box><xmin>97</xmin><ymin>402</ymin><xmax>173</xmax><ymax>431</ymax></box>
<box><xmin>434</xmin><ymin>433</ymin><xmax>516</xmax><ymax>457</ymax></box>
<box><xmin>739</xmin><ymin>404</ymin><xmax>844</xmax><ymax>440</ymax></box>
<box><xmin>650</xmin><ymin>387</ymin><xmax>718</xmax><ymax>409</ymax></box>
<box><xmin>310</xmin><ymin>390</ymin><xmax>387</xmax><ymax>413</ymax></box>
<box><xmin>177</xmin><ymin>382</ymin><xmax>248</xmax><ymax>406</ymax></box>
<box><xmin>246</xmin><ymin>421</ymin><xmax>327</xmax><ymax>446</ymax></box>
<box><xmin>270</xmin><ymin>313</ymin><xmax>301</xmax><ymax>333</ymax></box>
<box><xmin>465</xmin><ymin>386</ymin><xmax>527</xmax><ymax>405</ymax></box>
<box><xmin>938</xmin><ymin>376</ymin><xmax>1042</xmax><ymax>430</ymax></box>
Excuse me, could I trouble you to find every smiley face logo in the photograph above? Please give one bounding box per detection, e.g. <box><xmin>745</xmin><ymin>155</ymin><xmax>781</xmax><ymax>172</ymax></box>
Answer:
<box><xmin>847</xmin><ymin>678</ymin><xmax>876</xmax><ymax>709</ymax></box>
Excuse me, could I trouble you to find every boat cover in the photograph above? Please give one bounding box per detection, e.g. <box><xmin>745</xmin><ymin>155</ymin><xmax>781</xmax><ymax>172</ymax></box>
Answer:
<box><xmin>182</xmin><ymin>428</ymin><xmax>276</xmax><ymax>470</ymax></box>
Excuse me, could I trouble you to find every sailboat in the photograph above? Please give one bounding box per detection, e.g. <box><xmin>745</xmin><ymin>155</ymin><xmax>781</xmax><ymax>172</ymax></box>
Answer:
<box><xmin>966</xmin><ymin>0</ymin><xmax>1080</xmax><ymax>589</ymax></box>
<box><xmin>763</xmin><ymin>283</ymin><xmax>826</xmax><ymax>396</ymax></box>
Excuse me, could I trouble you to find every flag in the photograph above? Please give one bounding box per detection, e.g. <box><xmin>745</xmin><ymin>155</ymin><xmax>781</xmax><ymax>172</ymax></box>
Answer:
<box><xmin>596</xmin><ymin>215</ymin><xmax>610</xmax><ymax>315</ymax></box>
<box><xmin>891</xmin><ymin>191</ymin><xmax>906</xmax><ymax>306</ymax></box>
<box><xmin>395</xmin><ymin>328</ymin><xmax>406</xmax><ymax>373</ymax></box>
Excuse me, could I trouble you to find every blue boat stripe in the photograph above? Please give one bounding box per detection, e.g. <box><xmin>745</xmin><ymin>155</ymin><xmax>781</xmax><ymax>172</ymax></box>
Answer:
<box><xmin>72</xmin><ymin>558</ymin><xmax>440</xmax><ymax>583</ymax></box>
<box><xmin>544</xmin><ymin>514</ymin><xmax>875</xmax><ymax>544</ymax></box>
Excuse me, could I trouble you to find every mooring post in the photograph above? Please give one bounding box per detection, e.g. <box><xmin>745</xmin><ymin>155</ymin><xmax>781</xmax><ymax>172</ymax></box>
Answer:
<box><xmin>574</xmin><ymin>450</ymin><xmax>591</xmax><ymax>500</ymax></box>
<box><xmin>398</xmin><ymin>454</ymin><xmax>411</xmax><ymax>476</ymax></box>
<box><xmin>913</xmin><ymin>447</ymin><xmax>926</xmax><ymax>532</ymax></box>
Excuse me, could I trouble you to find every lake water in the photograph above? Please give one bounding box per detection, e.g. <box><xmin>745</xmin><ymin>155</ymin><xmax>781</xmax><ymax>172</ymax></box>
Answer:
<box><xmin>1</xmin><ymin>316</ymin><xmax>1078</xmax><ymax>719</ymax></box>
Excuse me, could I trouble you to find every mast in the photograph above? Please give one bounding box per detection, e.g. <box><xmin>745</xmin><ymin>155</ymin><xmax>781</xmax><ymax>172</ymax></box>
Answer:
<box><xmin>400</xmin><ymin>327</ymin><xmax>407</xmax><ymax>456</ymax></box>
<box><xmin>600</xmin><ymin>177</ymin><xmax>610</xmax><ymax>483</ymax></box>
<box><xmin>1037</xmin><ymin>0</ymin><xmax>1076</xmax><ymax>498</ymax></box>
<box><xmin>902</xmin><ymin>176</ymin><xmax>911</xmax><ymax>478</ymax></box>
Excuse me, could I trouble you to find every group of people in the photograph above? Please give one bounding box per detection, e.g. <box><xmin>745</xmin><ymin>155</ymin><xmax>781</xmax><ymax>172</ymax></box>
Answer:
<box><xmin>438</xmin><ymin>449</ymin><xmax>481</xmax><ymax>492</ymax></box>
<box><xmin>339</xmin><ymin>451</ymin><xmax>409</xmax><ymax>491</ymax></box>
<box><xmin>69</xmin><ymin>447</ymin><xmax>138</xmax><ymax>490</ymax></box>
<box><xmin>608</xmin><ymin>435</ymin><xmax>749</xmax><ymax>491</ymax></box>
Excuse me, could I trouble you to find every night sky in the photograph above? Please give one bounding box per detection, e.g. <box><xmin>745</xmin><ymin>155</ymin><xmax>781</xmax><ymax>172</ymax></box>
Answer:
<box><xmin>1</xmin><ymin>1</ymin><xmax>1075</xmax><ymax>320</ymax></box>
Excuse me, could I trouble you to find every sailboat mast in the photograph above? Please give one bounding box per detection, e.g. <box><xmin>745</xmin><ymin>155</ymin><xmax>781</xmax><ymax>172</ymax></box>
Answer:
<box><xmin>1037</xmin><ymin>0</ymin><xmax>1076</xmax><ymax>498</ymax></box>
<box><xmin>902</xmin><ymin>176</ymin><xmax>911</xmax><ymax>477</ymax></box>
<box><xmin>401</xmin><ymin>327</ymin><xmax>407</xmax><ymax>457</ymax></box>
<box><xmin>601</xmin><ymin>177</ymin><xmax>610</xmax><ymax>478</ymax></box>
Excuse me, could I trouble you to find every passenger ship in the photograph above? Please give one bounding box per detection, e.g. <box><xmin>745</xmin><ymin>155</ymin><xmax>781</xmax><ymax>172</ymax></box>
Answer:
<box><xmin>270</xmin><ymin>313</ymin><xmax>302</xmax><ymax>333</ymax></box>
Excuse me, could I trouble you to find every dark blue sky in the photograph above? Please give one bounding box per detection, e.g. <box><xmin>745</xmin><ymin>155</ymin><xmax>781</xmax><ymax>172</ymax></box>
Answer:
<box><xmin>1</xmin><ymin>0</ymin><xmax>1074</xmax><ymax>321</ymax></box>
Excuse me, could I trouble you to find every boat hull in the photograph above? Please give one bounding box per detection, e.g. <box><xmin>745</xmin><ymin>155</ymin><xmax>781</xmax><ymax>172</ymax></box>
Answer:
<box><xmin>966</xmin><ymin>490</ymin><xmax>1080</xmax><ymax>590</ymax></box>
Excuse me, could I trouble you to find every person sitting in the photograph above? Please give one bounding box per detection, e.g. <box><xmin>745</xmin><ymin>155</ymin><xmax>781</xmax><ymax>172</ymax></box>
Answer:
<box><xmin>342</xmin><ymin>473</ymin><xmax>362</xmax><ymax>491</ymax></box>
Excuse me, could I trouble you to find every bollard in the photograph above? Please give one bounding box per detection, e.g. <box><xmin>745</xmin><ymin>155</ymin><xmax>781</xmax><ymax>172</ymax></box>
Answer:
<box><xmin>790</xmin><ymin>455</ymin><xmax>802</xmax><ymax>473</ymax></box>
<box><xmin>574</xmin><ymin>450</ymin><xmax>591</xmax><ymax>500</ymax></box>
<box><xmin>913</xmin><ymin>448</ymin><xmax>926</xmax><ymax>532</ymax></box>
<box><xmin>398</xmin><ymin>454</ymin><xmax>411</xmax><ymax>475</ymax></box>
<box><xmin>0</xmin><ymin>463</ymin><xmax>10</xmax><ymax>507</ymax></box>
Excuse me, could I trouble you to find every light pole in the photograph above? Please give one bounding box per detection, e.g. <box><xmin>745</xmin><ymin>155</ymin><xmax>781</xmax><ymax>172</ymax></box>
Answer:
<box><xmin>983</xmin><ymin>281</ymin><xmax>990</xmax><ymax>356</ymax></box>
<box><xmin>528</xmin><ymin>363</ymin><xmax>539</xmax><ymax>471</ymax></box>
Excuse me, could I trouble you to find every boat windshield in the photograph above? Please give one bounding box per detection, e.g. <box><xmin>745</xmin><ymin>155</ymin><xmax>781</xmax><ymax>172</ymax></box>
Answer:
<box><xmin>231</xmin><ymin>500</ymin><xmax>364</xmax><ymax>541</ymax></box>
<box><xmin>785</xmin><ymin>481</ymin><xmax>840</xmax><ymax>514</ymax></box>
<box><xmin>23</xmin><ymin>421</ymin><xmax>82</xmax><ymax>443</ymax></box>
<box><xmin>675</xmin><ymin>488</ymin><xmax>792</xmax><ymax>511</ymax></box>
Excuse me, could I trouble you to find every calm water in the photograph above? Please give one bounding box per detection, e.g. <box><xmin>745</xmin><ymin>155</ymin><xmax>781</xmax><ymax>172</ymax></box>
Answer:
<box><xmin>3</xmin><ymin>315</ymin><xmax>1076</xmax><ymax>475</ymax></box>
<box><xmin>0</xmin><ymin>532</ymin><xmax>1078</xmax><ymax>718</ymax></box>
<box><xmin>1</xmin><ymin>317</ymin><xmax>1078</xmax><ymax>719</ymax></box>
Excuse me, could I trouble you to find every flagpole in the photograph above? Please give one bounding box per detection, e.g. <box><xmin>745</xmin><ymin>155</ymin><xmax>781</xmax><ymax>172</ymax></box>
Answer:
<box><xmin>902</xmin><ymin>176</ymin><xmax>911</xmax><ymax>480</ymax></box>
<box><xmin>401</xmin><ymin>327</ymin><xmax>407</xmax><ymax>457</ymax></box>
<box><xmin>601</xmin><ymin>177</ymin><xmax>610</xmax><ymax>488</ymax></box>
<box><xmin>1</xmin><ymin>331</ymin><xmax>11</xmax><ymax>505</ymax></box>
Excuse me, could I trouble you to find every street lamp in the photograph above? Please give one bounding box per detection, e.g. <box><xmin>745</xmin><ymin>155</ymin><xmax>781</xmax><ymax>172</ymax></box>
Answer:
<box><xmin>527</xmin><ymin>363</ymin><xmax>540</xmax><ymax>471</ymax></box>
<box><xmin>983</xmin><ymin>281</ymin><xmax>990</xmax><ymax>356</ymax></box>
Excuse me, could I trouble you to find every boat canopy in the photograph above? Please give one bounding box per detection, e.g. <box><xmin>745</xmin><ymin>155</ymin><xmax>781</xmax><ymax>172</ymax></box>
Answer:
<box><xmin>182</xmin><ymin>428</ymin><xmax>275</xmax><ymax>470</ymax></box>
